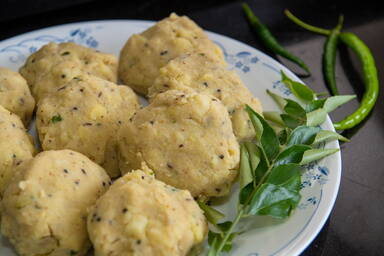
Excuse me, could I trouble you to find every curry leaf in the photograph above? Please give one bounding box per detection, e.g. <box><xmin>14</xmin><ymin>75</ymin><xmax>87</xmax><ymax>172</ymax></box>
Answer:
<box><xmin>323</xmin><ymin>95</ymin><xmax>356</xmax><ymax>113</ymax></box>
<box><xmin>306</xmin><ymin>99</ymin><xmax>326</xmax><ymax>112</ymax></box>
<box><xmin>284</xmin><ymin>99</ymin><xmax>307</xmax><ymax>119</ymax></box>
<box><xmin>246</xmin><ymin>106</ymin><xmax>280</xmax><ymax>162</ymax></box>
<box><xmin>281</xmin><ymin>114</ymin><xmax>303</xmax><ymax>129</ymax></box>
<box><xmin>263</xmin><ymin>111</ymin><xmax>285</xmax><ymax>127</ymax></box>
<box><xmin>281</xmin><ymin>71</ymin><xmax>315</xmax><ymax>102</ymax></box>
<box><xmin>306</xmin><ymin>108</ymin><xmax>327</xmax><ymax>126</ymax></box>
<box><xmin>278</xmin><ymin>128</ymin><xmax>290</xmax><ymax>145</ymax></box>
<box><xmin>313</xmin><ymin>130</ymin><xmax>349</xmax><ymax>144</ymax></box>
<box><xmin>287</xmin><ymin>126</ymin><xmax>321</xmax><ymax>146</ymax></box>
<box><xmin>300</xmin><ymin>148</ymin><xmax>340</xmax><ymax>165</ymax></box>
<box><xmin>274</xmin><ymin>145</ymin><xmax>311</xmax><ymax>166</ymax></box>
<box><xmin>239</xmin><ymin>144</ymin><xmax>253</xmax><ymax>190</ymax></box>
<box><xmin>197</xmin><ymin>201</ymin><xmax>225</xmax><ymax>225</ymax></box>
<box><xmin>266</xmin><ymin>89</ymin><xmax>287</xmax><ymax>110</ymax></box>
<box><xmin>243</xmin><ymin>141</ymin><xmax>261</xmax><ymax>174</ymax></box>
<box><xmin>245</xmin><ymin>183</ymin><xmax>300</xmax><ymax>216</ymax></box>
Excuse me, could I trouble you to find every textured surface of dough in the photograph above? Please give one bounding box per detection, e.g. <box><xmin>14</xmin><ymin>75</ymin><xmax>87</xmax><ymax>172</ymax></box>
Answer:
<box><xmin>149</xmin><ymin>53</ymin><xmax>263</xmax><ymax>141</ymax></box>
<box><xmin>1</xmin><ymin>150</ymin><xmax>111</xmax><ymax>256</ymax></box>
<box><xmin>118</xmin><ymin>13</ymin><xmax>225</xmax><ymax>95</ymax></box>
<box><xmin>19</xmin><ymin>42</ymin><xmax>117</xmax><ymax>101</ymax></box>
<box><xmin>88</xmin><ymin>167</ymin><xmax>207</xmax><ymax>256</ymax></box>
<box><xmin>37</xmin><ymin>75</ymin><xmax>139</xmax><ymax>177</ymax></box>
<box><xmin>0</xmin><ymin>67</ymin><xmax>35</xmax><ymax>125</ymax></box>
<box><xmin>0</xmin><ymin>106</ymin><xmax>35</xmax><ymax>198</ymax></box>
<box><xmin>118</xmin><ymin>90</ymin><xmax>239</xmax><ymax>197</ymax></box>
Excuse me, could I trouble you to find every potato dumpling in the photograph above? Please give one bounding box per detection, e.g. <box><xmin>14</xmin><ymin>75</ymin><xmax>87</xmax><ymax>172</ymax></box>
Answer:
<box><xmin>88</xmin><ymin>166</ymin><xmax>207</xmax><ymax>256</ymax></box>
<box><xmin>118</xmin><ymin>13</ymin><xmax>225</xmax><ymax>95</ymax></box>
<box><xmin>0</xmin><ymin>105</ymin><xmax>35</xmax><ymax>198</ymax></box>
<box><xmin>19</xmin><ymin>42</ymin><xmax>117</xmax><ymax>101</ymax></box>
<box><xmin>0</xmin><ymin>67</ymin><xmax>35</xmax><ymax>126</ymax></box>
<box><xmin>1</xmin><ymin>150</ymin><xmax>111</xmax><ymax>256</ymax></box>
<box><xmin>118</xmin><ymin>90</ymin><xmax>239</xmax><ymax>198</ymax></box>
<box><xmin>149</xmin><ymin>53</ymin><xmax>263</xmax><ymax>141</ymax></box>
<box><xmin>37</xmin><ymin>74</ymin><xmax>139</xmax><ymax>178</ymax></box>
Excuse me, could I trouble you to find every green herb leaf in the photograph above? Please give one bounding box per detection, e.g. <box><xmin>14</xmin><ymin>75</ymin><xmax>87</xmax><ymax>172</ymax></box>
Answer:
<box><xmin>313</xmin><ymin>130</ymin><xmax>349</xmax><ymax>144</ymax></box>
<box><xmin>306</xmin><ymin>108</ymin><xmax>327</xmax><ymax>126</ymax></box>
<box><xmin>274</xmin><ymin>145</ymin><xmax>311</xmax><ymax>166</ymax></box>
<box><xmin>281</xmin><ymin>71</ymin><xmax>315</xmax><ymax>102</ymax></box>
<box><xmin>287</xmin><ymin>126</ymin><xmax>321</xmax><ymax>146</ymax></box>
<box><xmin>197</xmin><ymin>201</ymin><xmax>225</xmax><ymax>225</ymax></box>
<box><xmin>256</xmin><ymin>164</ymin><xmax>302</xmax><ymax>218</ymax></box>
<box><xmin>246</xmin><ymin>105</ymin><xmax>280</xmax><ymax>161</ymax></box>
<box><xmin>246</xmin><ymin>183</ymin><xmax>300</xmax><ymax>216</ymax></box>
<box><xmin>284</xmin><ymin>99</ymin><xmax>307</xmax><ymax>119</ymax></box>
<box><xmin>257</xmin><ymin>200</ymin><xmax>295</xmax><ymax>218</ymax></box>
<box><xmin>243</xmin><ymin>141</ymin><xmax>261</xmax><ymax>175</ymax></box>
<box><xmin>323</xmin><ymin>95</ymin><xmax>356</xmax><ymax>113</ymax></box>
<box><xmin>300</xmin><ymin>148</ymin><xmax>339</xmax><ymax>165</ymax></box>
<box><xmin>246</xmin><ymin>108</ymin><xmax>263</xmax><ymax>142</ymax></box>
<box><xmin>239</xmin><ymin>144</ymin><xmax>254</xmax><ymax>190</ymax></box>
<box><xmin>51</xmin><ymin>114</ymin><xmax>63</xmax><ymax>123</ymax></box>
<box><xmin>254</xmin><ymin>147</ymin><xmax>269</xmax><ymax>183</ymax></box>
<box><xmin>263</xmin><ymin>111</ymin><xmax>285</xmax><ymax>127</ymax></box>
<box><xmin>266</xmin><ymin>163</ymin><xmax>301</xmax><ymax>188</ymax></box>
<box><xmin>207</xmin><ymin>231</ymin><xmax>220</xmax><ymax>256</ymax></box>
<box><xmin>266</xmin><ymin>89</ymin><xmax>287</xmax><ymax>110</ymax></box>
<box><xmin>217</xmin><ymin>221</ymin><xmax>233</xmax><ymax>232</ymax></box>
<box><xmin>305</xmin><ymin>99</ymin><xmax>326</xmax><ymax>112</ymax></box>
<box><xmin>221</xmin><ymin>232</ymin><xmax>238</xmax><ymax>252</ymax></box>
<box><xmin>277</xmin><ymin>128</ymin><xmax>290</xmax><ymax>145</ymax></box>
<box><xmin>239</xmin><ymin>182</ymin><xmax>254</xmax><ymax>205</ymax></box>
<box><xmin>281</xmin><ymin>114</ymin><xmax>303</xmax><ymax>129</ymax></box>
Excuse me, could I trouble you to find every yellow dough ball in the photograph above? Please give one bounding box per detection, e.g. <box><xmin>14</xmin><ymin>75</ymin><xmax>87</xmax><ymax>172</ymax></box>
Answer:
<box><xmin>88</xmin><ymin>167</ymin><xmax>207</xmax><ymax>256</ymax></box>
<box><xmin>149</xmin><ymin>53</ymin><xmax>263</xmax><ymax>141</ymax></box>
<box><xmin>118</xmin><ymin>13</ymin><xmax>225</xmax><ymax>95</ymax></box>
<box><xmin>19</xmin><ymin>42</ymin><xmax>117</xmax><ymax>101</ymax></box>
<box><xmin>118</xmin><ymin>90</ymin><xmax>239</xmax><ymax>198</ymax></box>
<box><xmin>0</xmin><ymin>67</ymin><xmax>35</xmax><ymax>126</ymax></box>
<box><xmin>37</xmin><ymin>75</ymin><xmax>139</xmax><ymax>178</ymax></box>
<box><xmin>1</xmin><ymin>150</ymin><xmax>111</xmax><ymax>256</ymax></box>
<box><xmin>0</xmin><ymin>105</ymin><xmax>35</xmax><ymax>198</ymax></box>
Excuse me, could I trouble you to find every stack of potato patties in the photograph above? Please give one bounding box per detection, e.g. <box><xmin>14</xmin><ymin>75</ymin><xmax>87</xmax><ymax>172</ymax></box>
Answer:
<box><xmin>0</xmin><ymin>13</ymin><xmax>263</xmax><ymax>256</ymax></box>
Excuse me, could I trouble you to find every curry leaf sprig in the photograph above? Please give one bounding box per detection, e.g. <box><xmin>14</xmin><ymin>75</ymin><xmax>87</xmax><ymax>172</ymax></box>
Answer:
<box><xmin>201</xmin><ymin>72</ymin><xmax>353</xmax><ymax>256</ymax></box>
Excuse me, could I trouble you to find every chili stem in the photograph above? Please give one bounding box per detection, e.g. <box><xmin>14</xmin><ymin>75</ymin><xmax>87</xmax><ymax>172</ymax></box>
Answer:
<box><xmin>284</xmin><ymin>9</ymin><xmax>331</xmax><ymax>36</ymax></box>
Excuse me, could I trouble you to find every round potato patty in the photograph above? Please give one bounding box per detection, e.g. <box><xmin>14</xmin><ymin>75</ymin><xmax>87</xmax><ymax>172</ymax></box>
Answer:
<box><xmin>118</xmin><ymin>13</ymin><xmax>225</xmax><ymax>95</ymax></box>
<box><xmin>1</xmin><ymin>149</ymin><xmax>111</xmax><ymax>256</ymax></box>
<box><xmin>118</xmin><ymin>90</ymin><xmax>239</xmax><ymax>198</ymax></box>
<box><xmin>88</xmin><ymin>166</ymin><xmax>207</xmax><ymax>256</ymax></box>
<box><xmin>0</xmin><ymin>67</ymin><xmax>35</xmax><ymax>126</ymax></box>
<box><xmin>149</xmin><ymin>53</ymin><xmax>263</xmax><ymax>141</ymax></box>
<box><xmin>19</xmin><ymin>42</ymin><xmax>117</xmax><ymax>101</ymax></box>
<box><xmin>0</xmin><ymin>105</ymin><xmax>35</xmax><ymax>199</ymax></box>
<box><xmin>37</xmin><ymin>74</ymin><xmax>139</xmax><ymax>178</ymax></box>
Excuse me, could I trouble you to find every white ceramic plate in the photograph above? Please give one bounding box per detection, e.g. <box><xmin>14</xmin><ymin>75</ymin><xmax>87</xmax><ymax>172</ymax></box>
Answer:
<box><xmin>0</xmin><ymin>20</ymin><xmax>341</xmax><ymax>256</ymax></box>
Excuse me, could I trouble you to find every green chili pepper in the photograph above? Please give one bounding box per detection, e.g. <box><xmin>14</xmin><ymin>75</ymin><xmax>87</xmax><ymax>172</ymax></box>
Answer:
<box><xmin>284</xmin><ymin>11</ymin><xmax>379</xmax><ymax>130</ymax></box>
<box><xmin>242</xmin><ymin>3</ymin><xmax>310</xmax><ymax>75</ymax></box>
<box><xmin>323</xmin><ymin>15</ymin><xmax>343</xmax><ymax>95</ymax></box>
<box><xmin>333</xmin><ymin>32</ymin><xmax>379</xmax><ymax>130</ymax></box>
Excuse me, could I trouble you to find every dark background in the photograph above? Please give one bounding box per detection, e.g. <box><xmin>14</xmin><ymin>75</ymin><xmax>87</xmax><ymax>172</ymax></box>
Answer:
<box><xmin>1</xmin><ymin>0</ymin><xmax>383</xmax><ymax>255</ymax></box>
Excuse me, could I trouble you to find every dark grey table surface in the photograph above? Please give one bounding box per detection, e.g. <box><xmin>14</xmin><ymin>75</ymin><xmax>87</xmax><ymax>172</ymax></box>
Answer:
<box><xmin>1</xmin><ymin>0</ymin><xmax>383</xmax><ymax>255</ymax></box>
